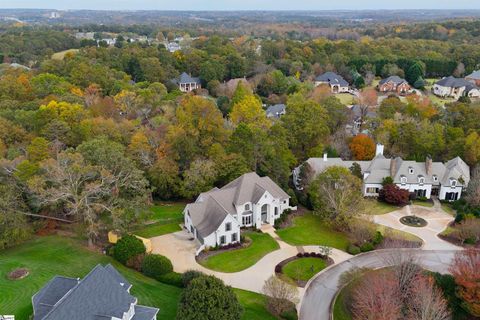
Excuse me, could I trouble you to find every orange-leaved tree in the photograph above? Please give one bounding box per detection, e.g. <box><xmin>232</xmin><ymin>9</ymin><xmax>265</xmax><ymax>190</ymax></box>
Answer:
<box><xmin>349</xmin><ymin>134</ymin><xmax>376</xmax><ymax>160</ymax></box>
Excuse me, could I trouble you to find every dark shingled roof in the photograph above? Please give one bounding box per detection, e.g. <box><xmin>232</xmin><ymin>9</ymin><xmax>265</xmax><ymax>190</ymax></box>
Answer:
<box><xmin>315</xmin><ymin>72</ymin><xmax>349</xmax><ymax>87</ymax></box>
<box><xmin>266</xmin><ymin>104</ymin><xmax>286</xmax><ymax>118</ymax></box>
<box><xmin>33</xmin><ymin>264</ymin><xmax>158</xmax><ymax>320</ymax></box>
<box><xmin>379</xmin><ymin>75</ymin><xmax>408</xmax><ymax>86</ymax></box>
<box><xmin>178</xmin><ymin>72</ymin><xmax>201</xmax><ymax>84</ymax></box>
<box><xmin>436</xmin><ymin>76</ymin><xmax>477</xmax><ymax>90</ymax></box>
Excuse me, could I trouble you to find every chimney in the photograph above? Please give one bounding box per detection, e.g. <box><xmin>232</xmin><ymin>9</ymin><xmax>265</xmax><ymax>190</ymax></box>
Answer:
<box><xmin>425</xmin><ymin>155</ymin><xmax>433</xmax><ymax>175</ymax></box>
<box><xmin>323</xmin><ymin>153</ymin><xmax>328</xmax><ymax>162</ymax></box>
<box><xmin>375</xmin><ymin>144</ymin><xmax>384</xmax><ymax>156</ymax></box>
<box><xmin>390</xmin><ymin>158</ymin><xmax>397</xmax><ymax>177</ymax></box>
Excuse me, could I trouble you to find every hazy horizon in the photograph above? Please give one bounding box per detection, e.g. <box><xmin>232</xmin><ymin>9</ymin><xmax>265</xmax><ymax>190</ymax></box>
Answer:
<box><xmin>2</xmin><ymin>0</ymin><xmax>480</xmax><ymax>11</ymax></box>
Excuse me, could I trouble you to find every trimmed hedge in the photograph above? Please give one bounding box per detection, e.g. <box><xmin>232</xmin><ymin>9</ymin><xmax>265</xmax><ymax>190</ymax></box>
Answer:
<box><xmin>158</xmin><ymin>272</ymin><xmax>183</xmax><ymax>288</ymax></box>
<box><xmin>347</xmin><ymin>244</ymin><xmax>361</xmax><ymax>255</ymax></box>
<box><xmin>182</xmin><ymin>270</ymin><xmax>205</xmax><ymax>287</ymax></box>
<box><xmin>113</xmin><ymin>235</ymin><xmax>146</xmax><ymax>265</ymax></box>
<box><xmin>141</xmin><ymin>254</ymin><xmax>173</xmax><ymax>280</ymax></box>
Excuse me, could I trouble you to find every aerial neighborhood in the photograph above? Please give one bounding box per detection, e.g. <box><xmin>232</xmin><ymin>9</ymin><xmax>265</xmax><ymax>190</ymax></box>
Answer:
<box><xmin>1</xmin><ymin>7</ymin><xmax>480</xmax><ymax>320</ymax></box>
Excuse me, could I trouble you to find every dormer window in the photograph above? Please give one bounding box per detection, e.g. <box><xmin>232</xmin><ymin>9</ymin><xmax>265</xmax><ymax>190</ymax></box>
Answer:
<box><xmin>433</xmin><ymin>175</ymin><xmax>438</xmax><ymax>182</ymax></box>
<box><xmin>401</xmin><ymin>176</ymin><xmax>407</xmax><ymax>185</ymax></box>
<box><xmin>451</xmin><ymin>179</ymin><xmax>457</xmax><ymax>187</ymax></box>
<box><xmin>244</xmin><ymin>204</ymin><xmax>250</xmax><ymax>211</ymax></box>
<box><xmin>409</xmin><ymin>167</ymin><xmax>414</xmax><ymax>174</ymax></box>
<box><xmin>418</xmin><ymin>176</ymin><xmax>425</xmax><ymax>185</ymax></box>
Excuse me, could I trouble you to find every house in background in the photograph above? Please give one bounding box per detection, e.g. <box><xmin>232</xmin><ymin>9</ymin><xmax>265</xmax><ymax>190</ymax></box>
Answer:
<box><xmin>314</xmin><ymin>72</ymin><xmax>349</xmax><ymax>93</ymax></box>
<box><xmin>347</xmin><ymin>105</ymin><xmax>377</xmax><ymax>136</ymax></box>
<box><xmin>266</xmin><ymin>104</ymin><xmax>286</xmax><ymax>119</ymax></box>
<box><xmin>293</xmin><ymin>144</ymin><xmax>470</xmax><ymax>201</ymax></box>
<box><xmin>173</xmin><ymin>72</ymin><xmax>201</xmax><ymax>92</ymax></box>
<box><xmin>184</xmin><ymin>172</ymin><xmax>296</xmax><ymax>248</ymax></box>
<box><xmin>378</xmin><ymin>76</ymin><xmax>411</xmax><ymax>95</ymax></box>
<box><xmin>433</xmin><ymin>76</ymin><xmax>480</xmax><ymax>99</ymax></box>
<box><xmin>465</xmin><ymin>70</ymin><xmax>480</xmax><ymax>86</ymax></box>
<box><xmin>32</xmin><ymin>264</ymin><xmax>158</xmax><ymax>320</ymax></box>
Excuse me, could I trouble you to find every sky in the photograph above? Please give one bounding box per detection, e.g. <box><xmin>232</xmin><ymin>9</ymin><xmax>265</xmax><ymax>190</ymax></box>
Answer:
<box><xmin>2</xmin><ymin>0</ymin><xmax>480</xmax><ymax>11</ymax></box>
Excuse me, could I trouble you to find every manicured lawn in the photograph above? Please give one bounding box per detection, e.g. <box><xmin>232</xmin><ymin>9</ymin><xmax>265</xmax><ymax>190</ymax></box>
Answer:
<box><xmin>234</xmin><ymin>289</ymin><xmax>277</xmax><ymax>320</ymax></box>
<box><xmin>336</xmin><ymin>93</ymin><xmax>357</xmax><ymax>105</ymax></box>
<box><xmin>51</xmin><ymin>48</ymin><xmax>79</xmax><ymax>60</ymax></box>
<box><xmin>0</xmin><ymin>236</ymin><xmax>182</xmax><ymax>320</ymax></box>
<box><xmin>276</xmin><ymin>213</ymin><xmax>350</xmax><ymax>250</ymax></box>
<box><xmin>376</xmin><ymin>225</ymin><xmax>423</xmax><ymax>243</ymax></box>
<box><xmin>282</xmin><ymin>257</ymin><xmax>327</xmax><ymax>282</ymax></box>
<box><xmin>365</xmin><ymin>199</ymin><xmax>400</xmax><ymax>215</ymax></box>
<box><xmin>333</xmin><ymin>283</ymin><xmax>353</xmax><ymax>320</ymax></box>
<box><xmin>199</xmin><ymin>232</ymin><xmax>280</xmax><ymax>273</ymax></box>
<box><xmin>412</xmin><ymin>200</ymin><xmax>434</xmax><ymax>207</ymax></box>
<box><xmin>133</xmin><ymin>202</ymin><xmax>185</xmax><ymax>238</ymax></box>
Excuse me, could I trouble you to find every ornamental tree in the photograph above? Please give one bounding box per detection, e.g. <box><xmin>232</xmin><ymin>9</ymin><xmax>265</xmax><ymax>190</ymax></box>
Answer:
<box><xmin>349</xmin><ymin>134</ymin><xmax>376</xmax><ymax>160</ymax></box>
<box><xmin>450</xmin><ymin>249</ymin><xmax>480</xmax><ymax>316</ymax></box>
<box><xmin>379</xmin><ymin>184</ymin><xmax>409</xmax><ymax>206</ymax></box>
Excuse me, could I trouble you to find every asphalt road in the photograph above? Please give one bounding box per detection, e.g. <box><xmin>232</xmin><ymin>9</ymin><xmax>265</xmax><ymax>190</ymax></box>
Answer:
<box><xmin>299</xmin><ymin>249</ymin><xmax>458</xmax><ymax>320</ymax></box>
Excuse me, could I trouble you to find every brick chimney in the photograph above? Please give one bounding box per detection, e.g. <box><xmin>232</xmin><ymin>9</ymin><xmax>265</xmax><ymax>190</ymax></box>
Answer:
<box><xmin>390</xmin><ymin>158</ymin><xmax>397</xmax><ymax>177</ymax></box>
<box><xmin>425</xmin><ymin>155</ymin><xmax>433</xmax><ymax>176</ymax></box>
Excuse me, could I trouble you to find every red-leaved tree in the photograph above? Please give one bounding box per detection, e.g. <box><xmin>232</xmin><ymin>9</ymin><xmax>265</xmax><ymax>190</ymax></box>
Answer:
<box><xmin>379</xmin><ymin>184</ymin><xmax>409</xmax><ymax>206</ymax></box>
<box><xmin>407</xmin><ymin>275</ymin><xmax>451</xmax><ymax>320</ymax></box>
<box><xmin>449</xmin><ymin>249</ymin><xmax>480</xmax><ymax>316</ymax></box>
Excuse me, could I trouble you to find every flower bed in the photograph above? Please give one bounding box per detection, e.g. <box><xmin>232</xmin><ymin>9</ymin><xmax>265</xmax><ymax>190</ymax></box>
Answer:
<box><xmin>400</xmin><ymin>215</ymin><xmax>428</xmax><ymax>227</ymax></box>
<box><xmin>7</xmin><ymin>268</ymin><xmax>29</xmax><ymax>280</ymax></box>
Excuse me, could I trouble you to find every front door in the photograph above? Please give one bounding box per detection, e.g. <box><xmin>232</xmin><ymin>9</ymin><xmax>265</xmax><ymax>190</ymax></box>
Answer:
<box><xmin>261</xmin><ymin>204</ymin><xmax>268</xmax><ymax>223</ymax></box>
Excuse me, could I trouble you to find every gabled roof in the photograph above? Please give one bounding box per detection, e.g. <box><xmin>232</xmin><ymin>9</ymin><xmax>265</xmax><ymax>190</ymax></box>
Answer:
<box><xmin>315</xmin><ymin>72</ymin><xmax>349</xmax><ymax>87</ymax></box>
<box><xmin>177</xmin><ymin>72</ymin><xmax>201</xmax><ymax>85</ymax></box>
<box><xmin>266</xmin><ymin>104</ymin><xmax>286</xmax><ymax>118</ymax></box>
<box><xmin>186</xmin><ymin>172</ymin><xmax>290</xmax><ymax>237</ymax></box>
<box><xmin>466</xmin><ymin>70</ymin><xmax>480</xmax><ymax>80</ymax></box>
<box><xmin>33</xmin><ymin>264</ymin><xmax>158</xmax><ymax>320</ymax></box>
<box><xmin>435</xmin><ymin>76</ymin><xmax>476</xmax><ymax>89</ymax></box>
<box><xmin>379</xmin><ymin>75</ymin><xmax>408</xmax><ymax>86</ymax></box>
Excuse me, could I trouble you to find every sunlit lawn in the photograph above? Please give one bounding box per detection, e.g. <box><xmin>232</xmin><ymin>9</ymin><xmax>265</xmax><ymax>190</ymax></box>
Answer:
<box><xmin>199</xmin><ymin>232</ymin><xmax>279</xmax><ymax>273</ymax></box>
<box><xmin>412</xmin><ymin>200</ymin><xmax>434</xmax><ymax>208</ymax></box>
<box><xmin>282</xmin><ymin>257</ymin><xmax>328</xmax><ymax>282</ymax></box>
<box><xmin>364</xmin><ymin>199</ymin><xmax>399</xmax><ymax>215</ymax></box>
<box><xmin>276</xmin><ymin>212</ymin><xmax>350</xmax><ymax>250</ymax></box>
<box><xmin>133</xmin><ymin>202</ymin><xmax>185</xmax><ymax>238</ymax></box>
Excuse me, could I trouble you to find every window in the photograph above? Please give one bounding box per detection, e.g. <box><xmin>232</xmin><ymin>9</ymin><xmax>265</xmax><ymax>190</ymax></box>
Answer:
<box><xmin>274</xmin><ymin>207</ymin><xmax>279</xmax><ymax>216</ymax></box>
<box><xmin>225</xmin><ymin>222</ymin><xmax>231</xmax><ymax>232</ymax></box>
<box><xmin>244</xmin><ymin>204</ymin><xmax>250</xmax><ymax>211</ymax></box>
<box><xmin>283</xmin><ymin>200</ymin><xmax>287</xmax><ymax>204</ymax></box>
<box><xmin>451</xmin><ymin>179</ymin><xmax>457</xmax><ymax>187</ymax></box>
<box><xmin>242</xmin><ymin>215</ymin><xmax>252</xmax><ymax>226</ymax></box>
<box><xmin>433</xmin><ymin>175</ymin><xmax>438</xmax><ymax>182</ymax></box>
<box><xmin>418</xmin><ymin>176</ymin><xmax>425</xmax><ymax>185</ymax></box>
<box><xmin>366</xmin><ymin>187</ymin><xmax>379</xmax><ymax>194</ymax></box>
<box><xmin>220</xmin><ymin>236</ymin><xmax>226</xmax><ymax>245</ymax></box>
<box><xmin>409</xmin><ymin>167</ymin><xmax>414</xmax><ymax>174</ymax></box>
<box><xmin>231</xmin><ymin>233</ymin><xmax>238</xmax><ymax>242</ymax></box>
<box><xmin>401</xmin><ymin>176</ymin><xmax>407</xmax><ymax>184</ymax></box>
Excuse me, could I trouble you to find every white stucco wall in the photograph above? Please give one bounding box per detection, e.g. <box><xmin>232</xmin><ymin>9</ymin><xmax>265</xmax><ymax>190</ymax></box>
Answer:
<box><xmin>397</xmin><ymin>183</ymin><xmax>432</xmax><ymax>198</ymax></box>
<box><xmin>202</xmin><ymin>214</ymin><xmax>240</xmax><ymax>247</ymax></box>
<box><xmin>363</xmin><ymin>183</ymin><xmax>383</xmax><ymax>196</ymax></box>
<box><xmin>439</xmin><ymin>185</ymin><xmax>463</xmax><ymax>201</ymax></box>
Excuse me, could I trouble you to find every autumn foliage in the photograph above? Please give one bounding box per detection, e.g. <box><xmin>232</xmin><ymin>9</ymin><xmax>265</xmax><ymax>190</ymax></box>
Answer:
<box><xmin>450</xmin><ymin>249</ymin><xmax>480</xmax><ymax>316</ymax></box>
<box><xmin>379</xmin><ymin>184</ymin><xmax>409</xmax><ymax>206</ymax></box>
<box><xmin>349</xmin><ymin>134</ymin><xmax>376</xmax><ymax>160</ymax></box>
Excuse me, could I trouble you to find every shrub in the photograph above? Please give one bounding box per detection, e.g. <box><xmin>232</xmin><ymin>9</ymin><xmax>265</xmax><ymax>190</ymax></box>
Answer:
<box><xmin>296</xmin><ymin>252</ymin><xmax>303</xmax><ymax>258</ymax></box>
<box><xmin>182</xmin><ymin>270</ymin><xmax>205</xmax><ymax>287</ymax></box>
<box><xmin>379</xmin><ymin>184</ymin><xmax>409</xmax><ymax>206</ymax></box>
<box><xmin>113</xmin><ymin>235</ymin><xmax>146</xmax><ymax>265</ymax></box>
<box><xmin>372</xmin><ymin>231</ymin><xmax>384</xmax><ymax>246</ymax></box>
<box><xmin>360</xmin><ymin>242</ymin><xmax>374</xmax><ymax>252</ymax></box>
<box><xmin>275</xmin><ymin>264</ymin><xmax>282</xmax><ymax>273</ymax></box>
<box><xmin>158</xmin><ymin>272</ymin><xmax>183</xmax><ymax>288</ymax></box>
<box><xmin>126</xmin><ymin>253</ymin><xmax>145</xmax><ymax>271</ymax></box>
<box><xmin>347</xmin><ymin>244</ymin><xmax>361</xmax><ymax>255</ymax></box>
<box><xmin>176</xmin><ymin>275</ymin><xmax>243</xmax><ymax>320</ymax></box>
<box><xmin>141</xmin><ymin>254</ymin><xmax>173</xmax><ymax>280</ymax></box>
<box><xmin>281</xmin><ymin>308</ymin><xmax>298</xmax><ymax>320</ymax></box>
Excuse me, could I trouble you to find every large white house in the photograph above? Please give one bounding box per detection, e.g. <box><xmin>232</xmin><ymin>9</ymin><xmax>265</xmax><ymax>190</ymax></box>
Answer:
<box><xmin>433</xmin><ymin>76</ymin><xmax>480</xmax><ymax>99</ymax></box>
<box><xmin>184</xmin><ymin>172</ymin><xmax>296</xmax><ymax>248</ymax></box>
<box><xmin>293</xmin><ymin>145</ymin><xmax>470</xmax><ymax>201</ymax></box>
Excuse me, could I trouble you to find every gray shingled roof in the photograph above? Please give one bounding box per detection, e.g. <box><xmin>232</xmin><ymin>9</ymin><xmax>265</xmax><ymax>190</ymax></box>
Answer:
<box><xmin>178</xmin><ymin>72</ymin><xmax>201</xmax><ymax>85</ymax></box>
<box><xmin>132</xmin><ymin>305</ymin><xmax>159</xmax><ymax>320</ymax></box>
<box><xmin>466</xmin><ymin>70</ymin><xmax>480</xmax><ymax>80</ymax></box>
<box><xmin>266</xmin><ymin>104</ymin><xmax>286</xmax><ymax>118</ymax></box>
<box><xmin>315</xmin><ymin>72</ymin><xmax>349</xmax><ymax>87</ymax></box>
<box><xmin>435</xmin><ymin>76</ymin><xmax>476</xmax><ymax>90</ymax></box>
<box><xmin>305</xmin><ymin>157</ymin><xmax>371</xmax><ymax>175</ymax></box>
<box><xmin>186</xmin><ymin>172</ymin><xmax>290</xmax><ymax>237</ymax></box>
<box><xmin>33</xmin><ymin>264</ymin><xmax>158</xmax><ymax>320</ymax></box>
<box><xmin>379</xmin><ymin>75</ymin><xmax>407</xmax><ymax>86</ymax></box>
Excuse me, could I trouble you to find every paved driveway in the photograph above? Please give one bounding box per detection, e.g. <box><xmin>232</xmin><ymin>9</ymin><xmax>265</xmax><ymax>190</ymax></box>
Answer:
<box><xmin>150</xmin><ymin>226</ymin><xmax>351</xmax><ymax>295</ymax></box>
<box><xmin>300</xmin><ymin>249</ymin><xmax>458</xmax><ymax>320</ymax></box>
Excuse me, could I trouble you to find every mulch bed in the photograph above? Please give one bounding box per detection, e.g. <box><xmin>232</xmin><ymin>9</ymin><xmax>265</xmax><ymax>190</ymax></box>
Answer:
<box><xmin>196</xmin><ymin>236</ymin><xmax>253</xmax><ymax>262</ymax></box>
<box><xmin>7</xmin><ymin>268</ymin><xmax>29</xmax><ymax>280</ymax></box>
<box><xmin>438</xmin><ymin>222</ymin><xmax>480</xmax><ymax>248</ymax></box>
<box><xmin>275</xmin><ymin>253</ymin><xmax>333</xmax><ymax>287</ymax></box>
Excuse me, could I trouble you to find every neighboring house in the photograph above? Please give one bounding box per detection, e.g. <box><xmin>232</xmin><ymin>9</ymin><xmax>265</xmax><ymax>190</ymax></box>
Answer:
<box><xmin>184</xmin><ymin>172</ymin><xmax>296</xmax><ymax>248</ymax></box>
<box><xmin>266</xmin><ymin>104</ymin><xmax>286</xmax><ymax>119</ymax></box>
<box><xmin>433</xmin><ymin>76</ymin><xmax>480</xmax><ymax>99</ymax></box>
<box><xmin>32</xmin><ymin>264</ymin><xmax>158</xmax><ymax>320</ymax></box>
<box><xmin>166</xmin><ymin>42</ymin><xmax>181</xmax><ymax>53</ymax></box>
<box><xmin>75</xmin><ymin>32</ymin><xmax>95</xmax><ymax>40</ymax></box>
<box><xmin>378</xmin><ymin>76</ymin><xmax>411</xmax><ymax>95</ymax></box>
<box><xmin>100</xmin><ymin>38</ymin><xmax>116</xmax><ymax>46</ymax></box>
<box><xmin>465</xmin><ymin>70</ymin><xmax>480</xmax><ymax>86</ymax></box>
<box><xmin>347</xmin><ymin>105</ymin><xmax>377</xmax><ymax>136</ymax></box>
<box><xmin>314</xmin><ymin>72</ymin><xmax>349</xmax><ymax>93</ymax></box>
<box><xmin>172</xmin><ymin>72</ymin><xmax>201</xmax><ymax>92</ymax></box>
<box><xmin>293</xmin><ymin>144</ymin><xmax>470</xmax><ymax>201</ymax></box>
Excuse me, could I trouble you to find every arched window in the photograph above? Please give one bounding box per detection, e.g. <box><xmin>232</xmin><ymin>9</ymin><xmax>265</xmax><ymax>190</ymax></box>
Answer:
<box><xmin>408</xmin><ymin>167</ymin><xmax>414</xmax><ymax>174</ymax></box>
<box><xmin>451</xmin><ymin>179</ymin><xmax>457</xmax><ymax>187</ymax></box>
<box><xmin>418</xmin><ymin>176</ymin><xmax>425</xmax><ymax>185</ymax></box>
<box><xmin>400</xmin><ymin>176</ymin><xmax>407</xmax><ymax>185</ymax></box>
<box><xmin>433</xmin><ymin>175</ymin><xmax>438</xmax><ymax>182</ymax></box>
<box><xmin>244</xmin><ymin>204</ymin><xmax>250</xmax><ymax>211</ymax></box>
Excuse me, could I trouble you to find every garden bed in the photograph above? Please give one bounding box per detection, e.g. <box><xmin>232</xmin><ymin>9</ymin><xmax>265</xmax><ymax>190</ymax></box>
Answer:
<box><xmin>400</xmin><ymin>215</ymin><xmax>428</xmax><ymax>227</ymax></box>
<box><xmin>275</xmin><ymin>252</ymin><xmax>333</xmax><ymax>287</ymax></box>
<box><xmin>7</xmin><ymin>268</ymin><xmax>29</xmax><ymax>280</ymax></box>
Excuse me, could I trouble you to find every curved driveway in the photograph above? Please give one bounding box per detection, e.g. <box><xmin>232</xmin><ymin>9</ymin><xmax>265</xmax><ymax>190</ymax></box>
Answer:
<box><xmin>299</xmin><ymin>249</ymin><xmax>458</xmax><ymax>320</ymax></box>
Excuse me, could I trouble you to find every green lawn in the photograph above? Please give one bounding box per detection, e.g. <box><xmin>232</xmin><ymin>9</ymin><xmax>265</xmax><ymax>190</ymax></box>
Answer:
<box><xmin>276</xmin><ymin>213</ymin><xmax>350</xmax><ymax>250</ymax></box>
<box><xmin>0</xmin><ymin>236</ymin><xmax>276</xmax><ymax>320</ymax></box>
<box><xmin>133</xmin><ymin>202</ymin><xmax>185</xmax><ymax>238</ymax></box>
<box><xmin>282</xmin><ymin>257</ymin><xmax>327</xmax><ymax>282</ymax></box>
<box><xmin>199</xmin><ymin>232</ymin><xmax>280</xmax><ymax>273</ymax></box>
<box><xmin>336</xmin><ymin>93</ymin><xmax>357</xmax><ymax>105</ymax></box>
<box><xmin>376</xmin><ymin>224</ymin><xmax>424</xmax><ymax>243</ymax></box>
<box><xmin>412</xmin><ymin>200</ymin><xmax>434</xmax><ymax>207</ymax></box>
<box><xmin>235</xmin><ymin>289</ymin><xmax>277</xmax><ymax>320</ymax></box>
<box><xmin>0</xmin><ymin>236</ymin><xmax>182</xmax><ymax>320</ymax></box>
<box><xmin>441</xmin><ymin>203</ymin><xmax>456</xmax><ymax>216</ymax></box>
<box><xmin>51</xmin><ymin>48</ymin><xmax>79</xmax><ymax>60</ymax></box>
<box><xmin>333</xmin><ymin>283</ymin><xmax>353</xmax><ymax>320</ymax></box>
<box><xmin>365</xmin><ymin>199</ymin><xmax>400</xmax><ymax>215</ymax></box>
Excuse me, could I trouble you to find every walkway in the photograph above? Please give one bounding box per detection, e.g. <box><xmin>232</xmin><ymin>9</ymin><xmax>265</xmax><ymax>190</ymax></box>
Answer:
<box><xmin>373</xmin><ymin>200</ymin><xmax>461</xmax><ymax>250</ymax></box>
<box><xmin>150</xmin><ymin>225</ymin><xmax>351</xmax><ymax>295</ymax></box>
<box><xmin>300</xmin><ymin>249</ymin><xmax>458</xmax><ymax>320</ymax></box>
